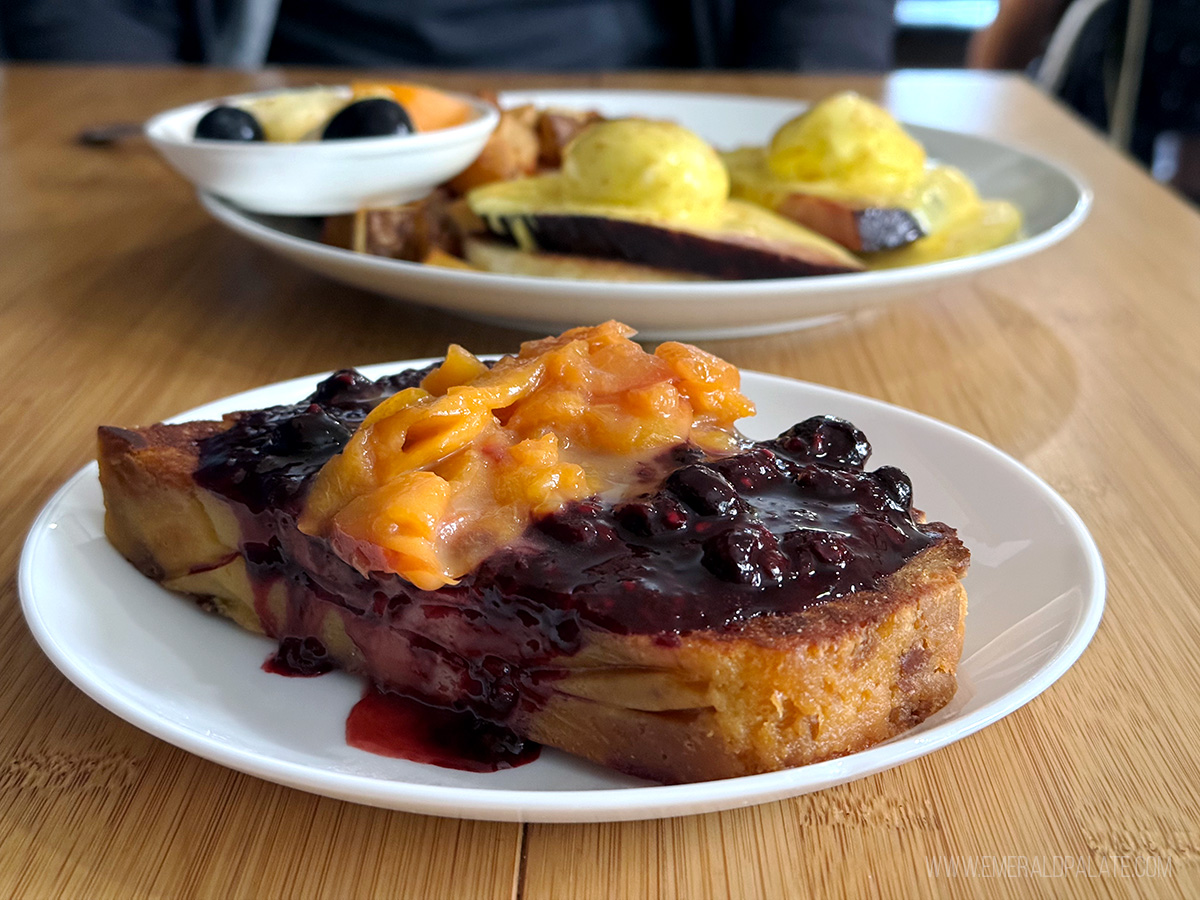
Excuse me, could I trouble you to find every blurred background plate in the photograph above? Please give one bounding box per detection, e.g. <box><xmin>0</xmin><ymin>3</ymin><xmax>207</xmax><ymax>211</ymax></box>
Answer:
<box><xmin>201</xmin><ymin>89</ymin><xmax>1091</xmax><ymax>340</ymax></box>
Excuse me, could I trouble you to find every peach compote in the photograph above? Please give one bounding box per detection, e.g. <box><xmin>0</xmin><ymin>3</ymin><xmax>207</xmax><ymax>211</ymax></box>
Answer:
<box><xmin>299</xmin><ymin>321</ymin><xmax>754</xmax><ymax>590</ymax></box>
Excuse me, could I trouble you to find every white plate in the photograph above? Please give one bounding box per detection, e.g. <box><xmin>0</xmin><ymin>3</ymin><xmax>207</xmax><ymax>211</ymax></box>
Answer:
<box><xmin>20</xmin><ymin>365</ymin><xmax>1104</xmax><ymax>822</ymax></box>
<box><xmin>200</xmin><ymin>89</ymin><xmax>1092</xmax><ymax>340</ymax></box>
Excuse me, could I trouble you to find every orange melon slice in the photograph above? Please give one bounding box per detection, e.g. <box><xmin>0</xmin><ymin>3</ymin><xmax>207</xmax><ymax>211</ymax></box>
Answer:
<box><xmin>351</xmin><ymin>81</ymin><xmax>475</xmax><ymax>132</ymax></box>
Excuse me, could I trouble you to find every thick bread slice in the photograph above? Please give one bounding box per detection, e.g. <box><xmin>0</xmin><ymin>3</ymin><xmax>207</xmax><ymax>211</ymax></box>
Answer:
<box><xmin>540</xmin><ymin>548</ymin><xmax>965</xmax><ymax>781</ymax></box>
<box><xmin>463</xmin><ymin>236</ymin><xmax>710</xmax><ymax>282</ymax></box>
<box><xmin>98</xmin><ymin>420</ymin><xmax>967</xmax><ymax>784</ymax></box>
<box><xmin>773</xmin><ymin>193</ymin><xmax>924</xmax><ymax>254</ymax></box>
<box><xmin>721</xmin><ymin>148</ymin><xmax>925</xmax><ymax>253</ymax></box>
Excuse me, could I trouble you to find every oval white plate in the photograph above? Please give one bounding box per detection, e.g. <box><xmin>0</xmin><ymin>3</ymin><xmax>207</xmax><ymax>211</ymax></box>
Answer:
<box><xmin>20</xmin><ymin>366</ymin><xmax>1104</xmax><ymax>822</ymax></box>
<box><xmin>148</xmin><ymin>87</ymin><xmax>499</xmax><ymax>215</ymax></box>
<box><xmin>200</xmin><ymin>89</ymin><xmax>1091</xmax><ymax>340</ymax></box>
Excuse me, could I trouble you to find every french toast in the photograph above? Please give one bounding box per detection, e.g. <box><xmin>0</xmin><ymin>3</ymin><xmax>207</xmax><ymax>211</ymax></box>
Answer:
<box><xmin>98</xmin><ymin>324</ymin><xmax>968</xmax><ymax>783</ymax></box>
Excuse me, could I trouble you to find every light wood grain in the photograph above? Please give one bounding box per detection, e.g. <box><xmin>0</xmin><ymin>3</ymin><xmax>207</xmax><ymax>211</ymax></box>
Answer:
<box><xmin>1</xmin><ymin>65</ymin><xmax>1198</xmax><ymax>898</ymax></box>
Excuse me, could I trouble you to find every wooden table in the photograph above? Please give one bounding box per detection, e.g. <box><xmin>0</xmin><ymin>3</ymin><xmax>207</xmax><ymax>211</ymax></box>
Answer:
<box><xmin>2</xmin><ymin>64</ymin><xmax>1198</xmax><ymax>899</ymax></box>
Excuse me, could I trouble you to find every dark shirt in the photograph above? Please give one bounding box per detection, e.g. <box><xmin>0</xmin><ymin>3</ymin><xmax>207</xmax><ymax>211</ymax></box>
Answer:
<box><xmin>1</xmin><ymin>0</ymin><xmax>897</xmax><ymax>70</ymax></box>
<box><xmin>1051</xmin><ymin>0</ymin><xmax>1200</xmax><ymax>161</ymax></box>
<box><xmin>1</xmin><ymin>0</ymin><xmax>189</xmax><ymax>62</ymax></box>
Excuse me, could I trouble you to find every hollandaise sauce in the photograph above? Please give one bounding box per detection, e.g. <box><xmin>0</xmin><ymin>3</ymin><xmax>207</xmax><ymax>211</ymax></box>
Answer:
<box><xmin>723</xmin><ymin>92</ymin><xmax>1023</xmax><ymax>265</ymax></box>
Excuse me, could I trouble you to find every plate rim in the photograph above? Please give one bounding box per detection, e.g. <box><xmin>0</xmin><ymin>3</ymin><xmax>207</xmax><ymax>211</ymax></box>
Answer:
<box><xmin>19</xmin><ymin>365</ymin><xmax>1106</xmax><ymax>822</ymax></box>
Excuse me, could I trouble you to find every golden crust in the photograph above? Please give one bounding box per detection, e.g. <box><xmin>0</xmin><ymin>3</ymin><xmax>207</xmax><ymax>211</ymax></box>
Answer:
<box><xmin>98</xmin><ymin>416</ymin><xmax>968</xmax><ymax>783</ymax></box>
<box><xmin>533</xmin><ymin>540</ymin><xmax>966</xmax><ymax>781</ymax></box>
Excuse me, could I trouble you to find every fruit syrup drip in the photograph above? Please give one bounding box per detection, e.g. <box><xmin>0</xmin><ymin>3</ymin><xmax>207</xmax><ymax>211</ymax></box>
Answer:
<box><xmin>195</xmin><ymin>367</ymin><xmax>943</xmax><ymax>771</ymax></box>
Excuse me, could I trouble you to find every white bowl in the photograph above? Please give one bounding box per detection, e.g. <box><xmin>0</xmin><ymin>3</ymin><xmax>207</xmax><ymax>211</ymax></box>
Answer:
<box><xmin>145</xmin><ymin>86</ymin><xmax>499</xmax><ymax>215</ymax></box>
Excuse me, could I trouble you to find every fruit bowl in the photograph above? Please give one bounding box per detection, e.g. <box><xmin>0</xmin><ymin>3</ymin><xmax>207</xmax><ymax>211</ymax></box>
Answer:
<box><xmin>145</xmin><ymin>86</ymin><xmax>499</xmax><ymax>216</ymax></box>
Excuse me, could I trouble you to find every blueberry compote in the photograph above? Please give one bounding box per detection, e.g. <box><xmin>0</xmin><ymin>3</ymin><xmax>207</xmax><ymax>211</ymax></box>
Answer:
<box><xmin>263</xmin><ymin>636</ymin><xmax>334</xmax><ymax>676</ymax></box>
<box><xmin>194</xmin><ymin>368</ymin><xmax>945</xmax><ymax>772</ymax></box>
<box><xmin>196</xmin><ymin>367</ymin><xmax>435</xmax><ymax>515</ymax></box>
<box><xmin>346</xmin><ymin>686</ymin><xmax>539</xmax><ymax>772</ymax></box>
<box><xmin>506</xmin><ymin>416</ymin><xmax>943</xmax><ymax>634</ymax></box>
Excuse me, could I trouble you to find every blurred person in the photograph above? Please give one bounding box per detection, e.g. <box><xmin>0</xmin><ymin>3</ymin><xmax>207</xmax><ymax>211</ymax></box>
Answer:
<box><xmin>0</xmin><ymin>0</ymin><xmax>898</xmax><ymax>71</ymax></box>
<box><xmin>967</xmin><ymin>0</ymin><xmax>1073</xmax><ymax>71</ymax></box>
<box><xmin>969</xmin><ymin>0</ymin><xmax>1200</xmax><ymax>200</ymax></box>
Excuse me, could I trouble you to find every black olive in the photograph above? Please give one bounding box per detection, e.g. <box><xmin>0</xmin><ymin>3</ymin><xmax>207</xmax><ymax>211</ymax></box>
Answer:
<box><xmin>194</xmin><ymin>105</ymin><xmax>265</xmax><ymax>141</ymax></box>
<box><xmin>322</xmin><ymin>98</ymin><xmax>415</xmax><ymax>140</ymax></box>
